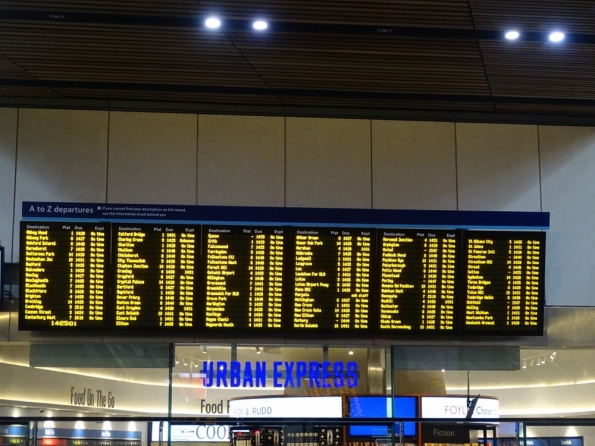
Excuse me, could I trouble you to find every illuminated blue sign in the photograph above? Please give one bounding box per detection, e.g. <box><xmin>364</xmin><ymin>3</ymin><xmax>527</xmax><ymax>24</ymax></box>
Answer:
<box><xmin>202</xmin><ymin>361</ymin><xmax>358</xmax><ymax>388</ymax></box>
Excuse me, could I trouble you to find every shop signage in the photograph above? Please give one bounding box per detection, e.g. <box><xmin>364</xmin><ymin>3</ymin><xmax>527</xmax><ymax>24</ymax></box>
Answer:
<box><xmin>421</xmin><ymin>396</ymin><xmax>499</xmax><ymax>419</ymax></box>
<box><xmin>229</xmin><ymin>396</ymin><xmax>343</xmax><ymax>418</ymax></box>
<box><xmin>150</xmin><ymin>423</ymin><xmax>230</xmax><ymax>442</ymax></box>
<box><xmin>521</xmin><ymin>438</ymin><xmax>584</xmax><ymax>446</ymax></box>
<box><xmin>38</xmin><ymin>429</ymin><xmax>140</xmax><ymax>440</ymax></box>
<box><xmin>421</xmin><ymin>424</ymin><xmax>470</xmax><ymax>443</ymax></box>
<box><xmin>0</xmin><ymin>426</ymin><xmax>27</xmax><ymax>437</ymax></box>
<box><xmin>70</xmin><ymin>387</ymin><xmax>115</xmax><ymax>408</ymax></box>
<box><xmin>201</xmin><ymin>361</ymin><xmax>358</xmax><ymax>388</ymax></box>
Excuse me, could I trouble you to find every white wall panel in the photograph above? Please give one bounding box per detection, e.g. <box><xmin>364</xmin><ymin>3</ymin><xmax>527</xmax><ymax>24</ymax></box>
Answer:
<box><xmin>540</xmin><ymin>126</ymin><xmax>595</xmax><ymax>306</ymax></box>
<box><xmin>0</xmin><ymin>108</ymin><xmax>17</xmax><ymax>259</ymax></box>
<box><xmin>286</xmin><ymin>117</ymin><xmax>371</xmax><ymax>208</ymax></box>
<box><xmin>457</xmin><ymin>123</ymin><xmax>541</xmax><ymax>211</ymax></box>
<box><xmin>13</xmin><ymin>109</ymin><xmax>108</xmax><ymax>261</ymax></box>
<box><xmin>372</xmin><ymin>120</ymin><xmax>457</xmax><ymax>210</ymax></box>
<box><xmin>108</xmin><ymin>112</ymin><xmax>197</xmax><ymax>205</ymax></box>
<box><xmin>197</xmin><ymin>115</ymin><xmax>284</xmax><ymax>206</ymax></box>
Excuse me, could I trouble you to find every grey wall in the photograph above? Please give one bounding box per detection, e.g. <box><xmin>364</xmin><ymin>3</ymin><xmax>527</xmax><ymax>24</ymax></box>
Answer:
<box><xmin>1</xmin><ymin>109</ymin><xmax>593</xmax><ymax>306</ymax></box>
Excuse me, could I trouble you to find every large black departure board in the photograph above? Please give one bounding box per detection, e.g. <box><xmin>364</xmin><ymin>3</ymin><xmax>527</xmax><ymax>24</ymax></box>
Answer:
<box><xmin>113</xmin><ymin>224</ymin><xmax>197</xmax><ymax>329</ymax></box>
<box><xmin>462</xmin><ymin>231</ymin><xmax>545</xmax><ymax>335</ymax></box>
<box><xmin>378</xmin><ymin>230</ymin><xmax>459</xmax><ymax>333</ymax></box>
<box><xmin>202</xmin><ymin>225</ymin><xmax>286</xmax><ymax>330</ymax></box>
<box><xmin>18</xmin><ymin>218</ymin><xmax>547</xmax><ymax>337</ymax></box>
<box><xmin>20</xmin><ymin>222</ymin><xmax>109</xmax><ymax>329</ymax></box>
<box><xmin>292</xmin><ymin>228</ymin><xmax>374</xmax><ymax>330</ymax></box>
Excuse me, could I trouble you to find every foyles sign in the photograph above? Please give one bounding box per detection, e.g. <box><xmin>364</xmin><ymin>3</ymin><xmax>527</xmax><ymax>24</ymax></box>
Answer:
<box><xmin>202</xmin><ymin>361</ymin><xmax>358</xmax><ymax>388</ymax></box>
<box><xmin>421</xmin><ymin>396</ymin><xmax>499</xmax><ymax>419</ymax></box>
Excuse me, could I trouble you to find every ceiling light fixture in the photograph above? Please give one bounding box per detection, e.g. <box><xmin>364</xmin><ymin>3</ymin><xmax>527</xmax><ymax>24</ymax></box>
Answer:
<box><xmin>541</xmin><ymin>357</ymin><xmax>546</xmax><ymax>365</ymax></box>
<box><xmin>183</xmin><ymin>358</ymin><xmax>188</xmax><ymax>367</ymax></box>
<box><xmin>522</xmin><ymin>360</ymin><xmax>527</xmax><ymax>369</ymax></box>
<box><xmin>253</xmin><ymin>20</ymin><xmax>268</xmax><ymax>31</ymax></box>
<box><xmin>348</xmin><ymin>350</ymin><xmax>354</xmax><ymax>356</ymax></box>
<box><xmin>202</xmin><ymin>346</ymin><xmax>207</xmax><ymax>354</ymax></box>
<box><xmin>175</xmin><ymin>356</ymin><xmax>180</xmax><ymax>365</ymax></box>
<box><xmin>505</xmin><ymin>30</ymin><xmax>520</xmax><ymax>40</ymax></box>
<box><xmin>549</xmin><ymin>31</ymin><xmax>565</xmax><ymax>43</ymax></box>
<box><xmin>550</xmin><ymin>351</ymin><xmax>557</xmax><ymax>361</ymax></box>
<box><xmin>205</xmin><ymin>17</ymin><xmax>221</xmax><ymax>29</ymax></box>
<box><xmin>256</xmin><ymin>346</ymin><xmax>262</xmax><ymax>354</ymax></box>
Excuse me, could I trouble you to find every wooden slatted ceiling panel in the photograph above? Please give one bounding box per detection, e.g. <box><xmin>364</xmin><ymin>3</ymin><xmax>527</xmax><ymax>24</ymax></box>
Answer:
<box><xmin>198</xmin><ymin>0</ymin><xmax>474</xmax><ymax>28</ymax></box>
<box><xmin>480</xmin><ymin>41</ymin><xmax>595</xmax><ymax>99</ymax></box>
<box><xmin>7</xmin><ymin>0</ymin><xmax>476</xmax><ymax>28</ymax></box>
<box><xmin>0</xmin><ymin>55</ymin><xmax>36</xmax><ymax>79</ymax></box>
<box><xmin>469</xmin><ymin>0</ymin><xmax>595</xmax><ymax>33</ymax></box>
<box><xmin>230</xmin><ymin>33</ymin><xmax>490</xmax><ymax>95</ymax></box>
<box><xmin>0</xmin><ymin>22</ymin><xmax>267</xmax><ymax>87</ymax></box>
<box><xmin>1</xmin><ymin>0</ymin><xmax>202</xmax><ymax>17</ymax></box>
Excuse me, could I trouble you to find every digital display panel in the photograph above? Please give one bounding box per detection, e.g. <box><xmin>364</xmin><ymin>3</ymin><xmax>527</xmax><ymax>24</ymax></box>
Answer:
<box><xmin>113</xmin><ymin>224</ymin><xmax>197</xmax><ymax>329</ymax></box>
<box><xmin>378</xmin><ymin>230</ymin><xmax>459</xmax><ymax>333</ymax></box>
<box><xmin>202</xmin><ymin>225</ymin><xmax>285</xmax><ymax>330</ymax></box>
<box><xmin>292</xmin><ymin>227</ymin><xmax>374</xmax><ymax>330</ymax></box>
<box><xmin>19</xmin><ymin>222</ymin><xmax>109</xmax><ymax>329</ymax></box>
<box><xmin>462</xmin><ymin>231</ymin><xmax>545</xmax><ymax>335</ymax></box>
<box><xmin>394</xmin><ymin>396</ymin><xmax>417</xmax><ymax>436</ymax></box>
<box><xmin>348</xmin><ymin>396</ymin><xmax>416</xmax><ymax>437</ymax></box>
<box><xmin>18</xmin><ymin>215</ymin><xmax>546</xmax><ymax>336</ymax></box>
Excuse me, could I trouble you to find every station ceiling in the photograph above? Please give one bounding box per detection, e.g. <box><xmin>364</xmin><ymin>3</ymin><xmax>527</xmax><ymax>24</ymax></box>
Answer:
<box><xmin>1</xmin><ymin>1</ymin><xmax>595</xmax><ymax>117</ymax></box>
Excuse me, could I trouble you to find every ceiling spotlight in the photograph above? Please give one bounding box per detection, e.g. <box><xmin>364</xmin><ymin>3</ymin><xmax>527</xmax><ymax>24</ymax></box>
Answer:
<box><xmin>194</xmin><ymin>361</ymin><xmax>199</xmax><ymax>368</ymax></box>
<box><xmin>530</xmin><ymin>359</ymin><xmax>534</xmax><ymax>367</ymax></box>
<box><xmin>175</xmin><ymin>356</ymin><xmax>180</xmax><ymax>365</ymax></box>
<box><xmin>348</xmin><ymin>350</ymin><xmax>354</xmax><ymax>356</ymax></box>
<box><xmin>205</xmin><ymin>17</ymin><xmax>221</xmax><ymax>29</ymax></box>
<box><xmin>441</xmin><ymin>369</ymin><xmax>445</xmax><ymax>373</ymax></box>
<box><xmin>549</xmin><ymin>31</ymin><xmax>565</xmax><ymax>43</ymax></box>
<box><xmin>550</xmin><ymin>351</ymin><xmax>557</xmax><ymax>361</ymax></box>
<box><xmin>183</xmin><ymin>358</ymin><xmax>188</xmax><ymax>367</ymax></box>
<box><xmin>522</xmin><ymin>360</ymin><xmax>527</xmax><ymax>369</ymax></box>
<box><xmin>256</xmin><ymin>346</ymin><xmax>262</xmax><ymax>355</ymax></box>
<box><xmin>505</xmin><ymin>30</ymin><xmax>520</xmax><ymax>40</ymax></box>
<box><xmin>536</xmin><ymin>359</ymin><xmax>541</xmax><ymax>366</ymax></box>
<box><xmin>541</xmin><ymin>357</ymin><xmax>546</xmax><ymax>365</ymax></box>
<box><xmin>202</xmin><ymin>346</ymin><xmax>207</xmax><ymax>354</ymax></box>
<box><xmin>253</xmin><ymin>20</ymin><xmax>268</xmax><ymax>31</ymax></box>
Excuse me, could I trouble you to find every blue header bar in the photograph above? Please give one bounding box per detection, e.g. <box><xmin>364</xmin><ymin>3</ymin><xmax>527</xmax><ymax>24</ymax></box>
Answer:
<box><xmin>22</xmin><ymin>202</ymin><xmax>550</xmax><ymax>230</ymax></box>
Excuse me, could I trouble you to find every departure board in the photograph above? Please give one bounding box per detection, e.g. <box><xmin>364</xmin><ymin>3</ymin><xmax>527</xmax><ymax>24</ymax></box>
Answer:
<box><xmin>378</xmin><ymin>230</ymin><xmax>459</xmax><ymax>333</ymax></box>
<box><xmin>292</xmin><ymin>228</ymin><xmax>374</xmax><ymax>330</ymax></box>
<box><xmin>19</xmin><ymin>222</ymin><xmax>109</xmax><ymax>329</ymax></box>
<box><xmin>113</xmin><ymin>224</ymin><xmax>197</xmax><ymax>329</ymax></box>
<box><xmin>202</xmin><ymin>226</ymin><xmax>285</xmax><ymax>330</ymax></box>
<box><xmin>462</xmin><ymin>231</ymin><xmax>545</xmax><ymax>335</ymax></box>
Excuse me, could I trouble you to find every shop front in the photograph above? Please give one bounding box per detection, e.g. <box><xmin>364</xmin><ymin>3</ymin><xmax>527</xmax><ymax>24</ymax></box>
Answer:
<box><xmin>0</xmin><ymin>343</ymin><xmax>592</xmax><ymax>446</ymax></box>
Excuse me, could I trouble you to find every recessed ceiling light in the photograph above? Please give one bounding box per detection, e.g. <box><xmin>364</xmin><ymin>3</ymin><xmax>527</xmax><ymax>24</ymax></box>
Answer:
<box><xmin>504</xmin><ymin>30</ymin><xmax>520</xmax><ymax>40</ymax></box>
<box><xmin>253</xmin><ymin>20</ymin><xmax>268</xmax><ymax>31</ymax></box>
<box><xmin>205</xmin><ymin>17</ymin><xmax>221</xmax><ymax>29</ymax></box>
<box><xmin>549</xmin><ymin>31</ymin><xmax>565</xmax><ymax>42</ymax></box>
